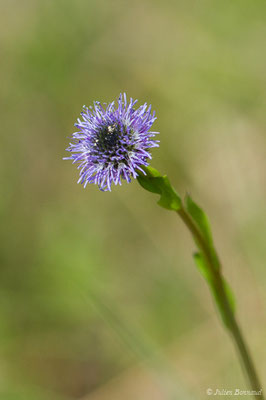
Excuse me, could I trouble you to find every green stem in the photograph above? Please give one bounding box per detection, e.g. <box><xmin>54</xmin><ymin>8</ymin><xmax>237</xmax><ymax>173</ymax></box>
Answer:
<box><xmin>177</xmin><ymin>206</ymin><xmax>263</xmax><ymax>398</ymax></box>
<box><xmin>137</xmin><ymin>166</ymin><xmax>263</xmax><ymax>396</ymax></box>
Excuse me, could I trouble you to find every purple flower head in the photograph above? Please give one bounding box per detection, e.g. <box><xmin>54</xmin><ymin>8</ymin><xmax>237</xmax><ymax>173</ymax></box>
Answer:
<box><xmin>64</xmin><ymin>93</ymin><xmax>159</xmax><ymax>191</ymax></box>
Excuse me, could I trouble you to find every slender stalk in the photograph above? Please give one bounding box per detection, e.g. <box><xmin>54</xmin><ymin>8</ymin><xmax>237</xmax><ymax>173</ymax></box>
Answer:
<box><xmin>177</xmin><ymin>206</ymin><xmax>264</xmax><ymax>398</ymax></box>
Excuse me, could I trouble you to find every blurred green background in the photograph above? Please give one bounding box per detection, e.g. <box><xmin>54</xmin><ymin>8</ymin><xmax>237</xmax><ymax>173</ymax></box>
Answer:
<box><xmin>1</xmin><ymin>0</ymin><xmax>266</xmax><ymax>399</ymax></box>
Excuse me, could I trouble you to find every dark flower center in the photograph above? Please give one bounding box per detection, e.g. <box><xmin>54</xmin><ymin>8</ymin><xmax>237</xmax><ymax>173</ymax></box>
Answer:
<box><xmin>95</xmin><ymin>123</ymin><xmax>121</xmax><ymax>152</ymax></box>
<box><xmin>92</xmin><ymin>123</ymin><xmax>136</xmax><ymax>170</ymax></box>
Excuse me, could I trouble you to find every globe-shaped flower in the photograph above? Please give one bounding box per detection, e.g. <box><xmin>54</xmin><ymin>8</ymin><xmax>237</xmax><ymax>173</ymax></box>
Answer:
<box><xmin>64</xmin><ymin>93</ymin><xmax>159</xmax><ymax>191</ymax></box>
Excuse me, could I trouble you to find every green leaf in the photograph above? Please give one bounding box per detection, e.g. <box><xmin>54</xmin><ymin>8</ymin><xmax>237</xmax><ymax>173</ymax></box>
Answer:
<box><xmin>194</xmin><ymin>252</ymin><xmax>236</xmax><ymax>328</ymax></box>
<box><xmin>194</xmin><ymin>252</ymin><xmax>212</xmax><ymax>282</ymax></box>
<box><xmin>137</xmin><ymin>166</ymin><xmax>181</xmax><ymax>211</ymax></box>
<box><xmin>185</xmin><ymin>195</ymin><xmax>220</xmax><ymax>270</ymax></box>
<box><xmin>185</xmin><ymin>194</ymin><xmax>213</xmax><ymax>247</ymax></box>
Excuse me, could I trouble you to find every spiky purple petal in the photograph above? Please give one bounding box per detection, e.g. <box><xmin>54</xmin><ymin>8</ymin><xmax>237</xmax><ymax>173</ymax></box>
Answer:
<box><xmin>64</xmin><ymin>93</ymin><xmax>159</xmax><ymax>191</ymax></box>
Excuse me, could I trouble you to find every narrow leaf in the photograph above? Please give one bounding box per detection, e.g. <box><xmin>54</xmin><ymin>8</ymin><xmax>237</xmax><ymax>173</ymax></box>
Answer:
<box><xmin>194</xmin><ymin>252</ymin><xmax>235</xmax><ymax>328</ymax></box>
<box><xmin>186</xmin><ymin>195</ymin><xmax>220</xmax><ymax>269</ymax></box>
<box><xmin>185</xmin><ymin>195</ymin><xmax>213</xmax><ymax>246</ymax></box>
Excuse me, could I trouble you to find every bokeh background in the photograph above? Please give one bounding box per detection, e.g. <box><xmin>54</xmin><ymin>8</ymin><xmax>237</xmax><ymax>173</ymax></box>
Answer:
<box><xmin>1</xmin><ymin>0</ymin><xmax>266</xmax><ymax>399</ymax></box>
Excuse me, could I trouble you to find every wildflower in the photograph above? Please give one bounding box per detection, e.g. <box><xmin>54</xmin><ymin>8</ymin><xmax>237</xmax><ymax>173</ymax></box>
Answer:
<box><xmin>64</xmin><ymin>93</ymin><xmax>159</xmax><ymax>191</ymax></box>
